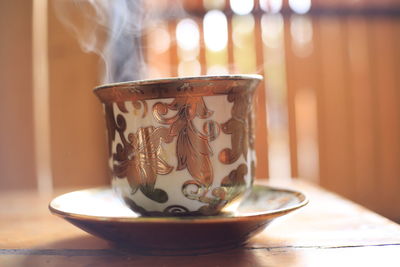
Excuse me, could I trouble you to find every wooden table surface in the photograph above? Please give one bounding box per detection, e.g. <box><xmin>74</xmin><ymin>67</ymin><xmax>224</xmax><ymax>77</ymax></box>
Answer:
<box><xmin>1</xmin><ymin>180</ymin><xmax>399</xmax><ymax>267</ymax></box>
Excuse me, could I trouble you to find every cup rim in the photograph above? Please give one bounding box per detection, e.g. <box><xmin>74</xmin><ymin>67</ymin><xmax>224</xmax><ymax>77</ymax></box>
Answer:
<box><xmin>93</xmin><ymin>74</ymin><xmax>263</xmax><ymax>92</ymax></box>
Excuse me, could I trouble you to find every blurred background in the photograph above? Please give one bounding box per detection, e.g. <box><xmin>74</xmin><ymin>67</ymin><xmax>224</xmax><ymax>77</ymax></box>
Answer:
<box><xmin>0</xmin><ymin>0</ymin><xmax>399</xmax><ymax>222</ymax></box>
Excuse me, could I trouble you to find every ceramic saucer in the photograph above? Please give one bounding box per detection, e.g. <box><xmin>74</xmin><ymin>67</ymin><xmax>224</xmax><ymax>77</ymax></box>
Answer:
<box><xmin>49</xmin><ymin>184</ymin><xmax>308</xmax><ymax>253</ymax></box>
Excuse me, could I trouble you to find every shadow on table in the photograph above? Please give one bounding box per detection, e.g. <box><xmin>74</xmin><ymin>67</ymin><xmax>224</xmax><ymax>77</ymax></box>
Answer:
<box><xmin>21</xmin><ymin>235</ymin><xmax>298</xmax><ymax>266</ymax></box>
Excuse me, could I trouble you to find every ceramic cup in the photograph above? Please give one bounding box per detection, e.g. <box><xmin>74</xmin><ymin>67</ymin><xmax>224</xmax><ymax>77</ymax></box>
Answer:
<box><xmin>94</xmin><ymin>75</ymin><xmax>262</xmax><ymax>216</ymax></box>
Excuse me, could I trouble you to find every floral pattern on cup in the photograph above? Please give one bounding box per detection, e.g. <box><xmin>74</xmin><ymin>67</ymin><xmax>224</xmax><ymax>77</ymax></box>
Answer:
<box><xmin>95</xmin><ymin>76</ymin><xmax>261</xmax><ymax>216</ymax></box>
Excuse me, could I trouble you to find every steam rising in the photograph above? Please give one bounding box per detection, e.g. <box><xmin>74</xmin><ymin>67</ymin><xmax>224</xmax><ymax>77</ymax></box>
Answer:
<box><xmin>54</xmin><ymin>0</ymin><xmax>182</xmax><ymax>83</ymax></box>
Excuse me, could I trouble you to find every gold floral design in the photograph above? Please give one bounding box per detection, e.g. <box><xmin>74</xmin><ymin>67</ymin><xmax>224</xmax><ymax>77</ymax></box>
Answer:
<box><xmin>116</xmin><ymin>100</ymin><xmax>148</xmax><ymax>118</ymax></box>
<box><xmin>151</xmin><ymin>95</ymin><xmax>251</xmax><ymax>215</ymax></box>
<box><xmin>219</xmin><ymin>164</ymin><xmax>248</xmax><ymax>201</ymax></box>
<box><xmin>197</xmin><ymin>164</ymin><xmax>248</xmax><ymax>215</ymax></box>
<box><xmin>122</xmin><ymin>162</ymin><xmax>248</xmax><ymax>216</ymax></box>
<box><xmin>105</xmin><ymin>102</ymin><xmax>173</xmax><ymax>203</ymax></box>
<box><xmin>219</xmin><ymin>87</ymin><xmax>254</xmax><ymax>164</ymax></box>
<box><xmin>104</xmin><ymin>101</ymin><xmax>148</xmax><ymax>155</ymax></box>
<box><xmin>97</xmin><ymin>76</ymin><xmax>261</xmax><ymax>216</ymax></box>
<box><xmin>153</xmin><ymin>96</ymin><xmax>220</xmax><ymax>202</ymax></box>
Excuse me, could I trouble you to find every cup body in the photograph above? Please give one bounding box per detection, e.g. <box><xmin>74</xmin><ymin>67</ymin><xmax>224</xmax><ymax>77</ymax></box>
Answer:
<box><xmin>94</xmin><ymin>75</ymin><xmax>262</xmax><ymax>216</ymax></box>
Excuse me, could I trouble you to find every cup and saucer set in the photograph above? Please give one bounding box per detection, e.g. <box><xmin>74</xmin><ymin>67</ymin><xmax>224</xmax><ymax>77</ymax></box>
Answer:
<box><xmin>49</xmin><ymin>75</ymin><xmax>308</xmax><ymax>253</ymax></box>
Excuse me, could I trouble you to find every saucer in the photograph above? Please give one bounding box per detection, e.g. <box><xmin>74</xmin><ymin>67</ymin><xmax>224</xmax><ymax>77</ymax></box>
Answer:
<box><xmin>49</xmin><ymin>185</ymin><xmax>308</xmax><ymax>253</ymax></box>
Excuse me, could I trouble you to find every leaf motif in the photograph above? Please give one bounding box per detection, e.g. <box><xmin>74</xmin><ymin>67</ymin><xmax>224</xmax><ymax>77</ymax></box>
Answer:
<box><xmin>219</xmin><ymin>118</ymin><xmax>247</xmax><ymax>164</ymax></box>
<box><xmin>125</xmin><ymin>160</ymin><xmax>141</xmax><ymax>193</ymax></box>
<box><xmin>151</xmin><ymin>127</ymin><xmax>174</xmax><ymax>145</ymax></box>
<box><xmin>152</xmin><ymin>102</ymin><xmax>175</xmax><ymax>124</ymax></box>
<box><xmin>187</xmin><ymin>124</ymin><xmax>212</xmax><ymax>156</ymax></box>
<box><xmin>221</xmin><ymin>164</ymin><xmax>247</xmax><ymax>187</ymax></box>
<box><xmin>195</xmin><ymin>97</ymin><xmax>213</xmax><ymax>119</ymax></box>
<box><xmin>169</xmin><ymin>115</ymin><xmax>185</xmax><ymax>136</ymax></box>
<box><xmin>219</xmin><ymin>89</ymin><xmax>253</xmax><ymax>165</ymax></box>
<box><xmin>203</xmin><ymin>120</ymin><xmax>220</xmax><ymax>142</ymax></box>
<box><xmin>168</xmin><ymin>98</ymin><xmax>181</xmax><ymax>111</ymax></box>
<box><xmin>110</xmin><ymin>122</ymin><xmax>174</xmax><ymax>204</ymax></box>
<box><xmin>214</xmin><ymin>164</ymin><xmax>248</xmax><ymax>203</ymax></box>
<box><xmin>104</xmin><ymin>103</ymin><xmax>116</xmax><ymax>156</ymax></box>
<box><xmin>157</xmin><ymin>156</ymin><xmax>174</xmax><ymax>175</ymax></box>
<box><xmin>132</xmin><ymin>100</ymin><xmax>141</xmax><ymax>110</ymax></box>
<box><xmin>176</xmin><ymin>130</ymin><xmax>188</xmax><ymax>170</ymax></box>
<box><xmin>152</xmin><ymin>95</ymin><xmax>217</xmax><ymax>203</ymax></box>
<box><xmin>230</xmin><ymin>120</ymin><xmax>247</xmax><ymax>160</ymax></box>
<box><xmin>187</xmin><ymin>152</ymin><xmax>213</xmax><ymax>186</ymax></box>
<box><xmin>117</xmin><ymin>101</ymin><xmax>129</xmax><ymax>113</ymax></box>
<box><xmin>139</xmin><ymin>160</ymin><xmax>157</xmax><ymax>186</ymax></box>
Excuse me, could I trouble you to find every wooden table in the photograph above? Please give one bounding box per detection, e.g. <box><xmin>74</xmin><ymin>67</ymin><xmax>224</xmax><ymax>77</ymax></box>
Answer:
<box><xmin>1</xmin><ymin>180</ymin><xmax>399</xmax><ymax>266</ymax></box>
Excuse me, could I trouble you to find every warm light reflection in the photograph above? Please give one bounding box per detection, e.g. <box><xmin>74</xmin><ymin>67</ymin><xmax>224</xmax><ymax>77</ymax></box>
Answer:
<box><xmin>290</xmin><ymin>15</ymin><xmax>313</xmax><ymax>58</ymax></box>
<box><xmin>203</xmin><ymin>0</ymin><xmax>225</xmax><ymax>10</ymax></box>
<box><xmin>176</xmin><ymin>18</ymin><xmax>199</xmax><ymax>51</ymax></box>
<box><xmin>33</xmin><ymin>0</ymin><xmax>53</xmax><ymax>195</ymax></box>
<box><xmin>230</xmin><ymin>0</ymin><xmax>254</xmax><ymax>15</ymax></box>
<box><xmin>148</xmin><ymin>25</ymin><xmax>170</xmax><ymax>54</ymax></box>
<box><xmin>203</xmin><ymin>10</ymin><xmax>228</xmax><ymax>52</ymax></box>
<box><xmin>51</xmin><ymin>189</ymin><xmax>137</xmax><ymax>217</ymax></box>
<box><xmin>232</xmin><ymin>15</ymin><xmax>255</xmax><ymax>48</ymax></box>
<box><xmin>146</xmin><ymin>22</ymin><xmax>171</xmax><ymax>78</ymax></box>
<box><xmin>232</xmin><ymin>14</ymin><xmax>256</xmax><ymax>73</ymax></box>
<box><xmin>178</xmin><ymin>59</ymin><xmax>201</xmax><ymax>76</ymax></box>
<box><xmin>261</xmin><ymin>13</ymin><xmax>283</xmax><ymax>48</ymax></box>
<box><xmin>260</xmin><ymin>0</ymin><xmax>282</xmax><ymax>13</ymax></box>
<box><xmin>295</xmin><ymin>89</ymin><xmax>319</xmax><ymax>182</ymax></box>
<box><xmin>261</xmin><ymin>13</ymin><xmax>291</xmax><ymax>179</ymax></box>
<box><xmin>207</xmin><ymin>65</ymin><xmax>229</xmax><ymax>75</ymax></box>
<box><xmin>289</xmin><ymin>0</ymin><xmax>312</xmax><ymax>14</ymax></box>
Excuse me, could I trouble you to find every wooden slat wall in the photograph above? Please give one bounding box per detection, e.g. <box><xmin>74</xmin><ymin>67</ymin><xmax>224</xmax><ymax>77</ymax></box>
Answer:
<box><xmin>47</xmin><ymin>1</ymin><xmax>109</xmax><ymax>188</ymax></box>
<box><xmin>197</xmin><ymin>17</ymin><xmax>207</xmax><ymax>76</ymax></box>
<box><xmin>317</xmin><ymin>17</ymin><xmax>356</xmax><ymax>199</ymax></box>
<box><xmin>346</xmin><ymin>16</ymin><xmax>377</xmax><ymax>211</ymax></box>
<box><xmin>314</xmin><ymin>15</ymin><xmax>400</xmax><ymax>221</ymax></box>
<box><xmin>0</xmin><ymin>0</ymin><xmax>36</xmax><ymax>190</ymax></box>
<box><xmin>254</xmin><ymin>13</ymin><xmax>270</xmax><ymax>180</ymax></box>
<box><xmin>260</xmin><ymin>14</ymin><xmax>291</xmax><ymax>179</ymax></box>
<box><xmin>370</xmin><ymin>18</ymin><xmax>400</xmax><ymax>219</ymax></box>
<box><xmin>284</xmin><ymin>15</ymin><xmax>320</xmax><ymax>182</ymax></box>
